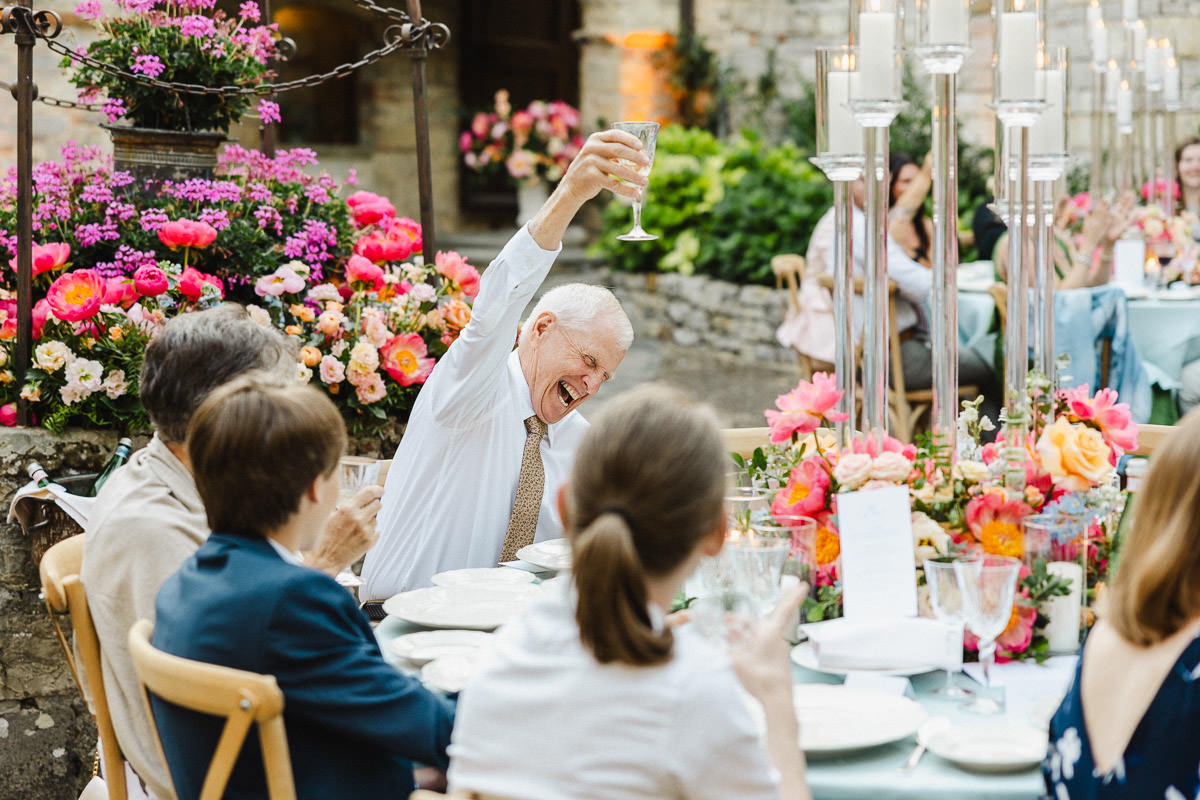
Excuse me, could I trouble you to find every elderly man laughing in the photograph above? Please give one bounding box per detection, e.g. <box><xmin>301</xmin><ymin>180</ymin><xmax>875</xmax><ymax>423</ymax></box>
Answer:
<box><xmin>361</xmin><ymin>129</ymin><xmax>645</xmax><ymax>598</ymax></box>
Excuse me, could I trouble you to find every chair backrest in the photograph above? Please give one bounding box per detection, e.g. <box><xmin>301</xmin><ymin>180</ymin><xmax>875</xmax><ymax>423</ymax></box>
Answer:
<box><xmin>409</xmin><ymin>791</ymin><xmax>520</xmax><ymax>800</ymax></box>
<box><xmin>771</xmin><ymin>254</ymin><xmax>805</xmax><ymax>318</ymax></box>
<box><xmin>38</xmin><ymin>534</ymin><xmax>128</xmax><ymax>800</ymax></box>
<box><xmin>721</xmin><ymin>427</ymin><xmax>770</xmax><ymax>460</ymax></box>
<box><xmin>1132</xmin><ymin>423</ymin><xmax>1171</xmax><ymax>457</ymax></box>
<box><xmin>127</xmin><ymin>620</ymin><xmax>296</xmax><ymax>800</ymax></box>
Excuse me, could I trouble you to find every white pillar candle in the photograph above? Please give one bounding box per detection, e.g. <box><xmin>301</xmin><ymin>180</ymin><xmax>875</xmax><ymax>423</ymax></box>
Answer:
<box><xmin>1161</xmin><ymin>38</ymin><xmax>1175</xmax><ymax>65</ymax></box>
<box><xmin>1122</xmin><ymin>0</ymin><xmax>1138</xmax><ymax>23</ymax></box>
<box><xmin>826</xmin><ymin>70</ymin><xmax>861</xmax><ymax>154</ymax></box>
<box><xmin>1087</xmin><ymin>0</ymin><xmax>1101</xmax><ymax>27</ymax></box>
<box><xmin>999</xmin><ymin>11</ymin><xmax>1039</xmax><ymax>100</ymax></box>
<box><xmin>1031</xmin><ymin>68</ymin><xmax>1065</xmax><ymax>155</ymax></box>
<box><xmin>1105</xmin><ymin>59</ymin><xmax>1121</xmax><ymax>108</ymax></box>
<box><xmin>1043</xmin><ymin>561</ymin><xmax>1084</xmax><ymax>653</ymax></box>
<box><xmin>1146</xmin><ymin>39</ymin><xmax>1163</xmax><ymax>86</ymax></box>
<box><xmin>1091</xmin><ymin>20</ymin><xmax>1108</xmax><ymax>64</ymax></box>
<box><xmin>1165</xmin><ymin>58</ymin><xmax>1181</xmax><ymax>105</ymax></box>
<box><xmin>1134</xmin><ymin>21</ymin><xmax>1147</xmax><ymax>65</ymax></box>
<box><xmin>928</xmin><ymin>0</ymin><xmax>968</xmax><ymax>44</ymax></box>
<box><xmin>1117</xmin><ymin>79</ymin><xmax>1133</xmax><ymax>127</ymax></box>
<box><xmin>858</xmin><ymin>8</ymin><xmax>897</xmax><ymax>99</ymax></box>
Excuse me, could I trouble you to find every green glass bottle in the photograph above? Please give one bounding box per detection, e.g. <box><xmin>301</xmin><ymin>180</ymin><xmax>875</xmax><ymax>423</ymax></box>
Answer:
<box><xmin>26</xmin><ymin>461</ymin><xmax>53</xmax><ymax>489</ymax></box>
<box><xmin>89</xmin><ymin>437</ymin><xmax>133</xmax><ymax>497</ymax></box>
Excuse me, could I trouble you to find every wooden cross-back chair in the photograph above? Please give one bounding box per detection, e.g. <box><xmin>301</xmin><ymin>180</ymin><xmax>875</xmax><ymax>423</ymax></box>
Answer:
<box><xmin>127</xmin><ymin>619</ymin><xmax>296</xmax><ymax>800</ymax></box>
<box><xmin>816</xmin><ymin>273</ymin><xmax>979</xmax><ymax>443</ymax></box>
<box><xmin>771</xmin><ymin>253</ymin><xmax>830</xmax><ymax>379</ymax></box>
<box><xmin>38</xmin><ymin>534</ymin><xmax>128</xmax><ymax>800</ymax></box>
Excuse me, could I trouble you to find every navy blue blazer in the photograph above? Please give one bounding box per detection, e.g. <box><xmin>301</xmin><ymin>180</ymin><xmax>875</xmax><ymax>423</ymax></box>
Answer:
<box><xmin>152</xmin><ymin>531</ymin><xmax>455</xmax><ymax>800</ymax></box>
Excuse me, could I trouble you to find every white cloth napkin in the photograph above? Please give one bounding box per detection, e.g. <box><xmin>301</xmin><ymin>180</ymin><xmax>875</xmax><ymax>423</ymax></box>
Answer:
<box><xmin>6</xmin><ymin>479</ymin><xmax>95</xmax><ymax>529</ymax></box>
<box><xmin>802</xmin><ymin>617</ymin><xmax>959</xmax><ymax>671</ymax></box>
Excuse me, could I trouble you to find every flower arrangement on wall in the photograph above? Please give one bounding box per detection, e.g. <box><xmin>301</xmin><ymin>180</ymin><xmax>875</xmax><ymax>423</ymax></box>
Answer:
<box><xmin>459</xmin><ymin>90</ymin><xmax>585</xmax><ymax>187</ymax></box>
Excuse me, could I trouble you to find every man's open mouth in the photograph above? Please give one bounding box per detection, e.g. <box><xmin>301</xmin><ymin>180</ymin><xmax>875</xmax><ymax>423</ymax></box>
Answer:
<box><xmin>558</xmin><ymin>380</ymin><xmax>580</xmax><ymax>406</ymax></box>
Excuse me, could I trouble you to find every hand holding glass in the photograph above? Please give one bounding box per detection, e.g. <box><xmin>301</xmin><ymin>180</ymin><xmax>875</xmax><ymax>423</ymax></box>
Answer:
<box><xmin>611</xmin><ymin>121</ymin><xmax>659</xmax><ymax>241</ymax></box>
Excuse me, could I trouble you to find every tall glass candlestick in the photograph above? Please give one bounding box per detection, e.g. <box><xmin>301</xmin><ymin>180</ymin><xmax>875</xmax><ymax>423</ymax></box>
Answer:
<box><xmin>850</xmin><ymin>0</ymin><xmax>904</xmax><ymax>443</ymax></box>
<box><xmin>1030</xmin><ymin>47</ymin><xmax>1068</xmax><ymax>380</ymax></box>
<box><xmin>814</xmin><ymin>46</ymin><xmax>865</xmax><ymax>443</ymax></box>
<box><xmin>916</xmin><ymin>0</ymin><xmax>970</xmax><ymax>465</ymax></box>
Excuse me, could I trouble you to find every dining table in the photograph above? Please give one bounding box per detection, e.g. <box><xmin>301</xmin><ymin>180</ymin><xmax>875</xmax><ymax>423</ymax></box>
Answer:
<box><xmin>374</xmin><ymin>565</ymin><xmax>1064</xmax><ymax>800</ymax></box>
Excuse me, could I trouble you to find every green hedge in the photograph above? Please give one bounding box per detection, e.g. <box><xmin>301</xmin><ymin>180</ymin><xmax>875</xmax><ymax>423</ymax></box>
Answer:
<box><xmin>594</xmin><ymin>127</ymin><xmax>832</xmax><ymax>286</ymax></box>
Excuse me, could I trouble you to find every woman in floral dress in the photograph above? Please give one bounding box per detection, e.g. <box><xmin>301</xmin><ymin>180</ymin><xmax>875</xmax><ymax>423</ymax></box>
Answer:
<box><xmin>1043</xmin><ymin>411</ymin><xmax>1200</xmax><ymax>799</ymax></box>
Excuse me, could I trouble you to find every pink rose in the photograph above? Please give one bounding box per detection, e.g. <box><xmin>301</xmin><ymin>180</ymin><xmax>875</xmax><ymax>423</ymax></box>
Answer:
<box><xmin>434</xmin><ymin>250</ymin><xmax>480</xmax><ymax>299</ymax></box>
<box><xmin>870</xmin><ymin>451</ymin><xmax>914</xmax><ymax>483</ymax></box>
<box><xmin>318</xmin><ymin>354</ymin><xmax>345</xmax><ymax>384</ymax></box>
<box><xmin>132</xmin><ymin>265</ymin><xmax>169</xmax><ymax>296</ymax></box>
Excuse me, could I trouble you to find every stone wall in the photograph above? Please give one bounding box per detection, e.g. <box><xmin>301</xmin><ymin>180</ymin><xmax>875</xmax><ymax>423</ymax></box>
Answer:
<box><xmin>609</xmin><ymin>271</ymin><xmax>792</xmax><ymax>366</ymax></box>
<box><xmin>0</xmin><ymin>428</ymin><xmax>135</xmax><ymax>800</ymax></box>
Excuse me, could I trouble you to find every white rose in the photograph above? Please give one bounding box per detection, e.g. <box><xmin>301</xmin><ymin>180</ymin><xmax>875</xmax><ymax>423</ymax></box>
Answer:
<box><xmin>954</xmin><ymin>459</ymin><xmax>991</xmax><ymax>483</ymax></box>
<box><xmin>832</xmin><ymin>453</ymin><xmax>873</xmax><ymax>490</ymax></box>
<box><xmin>870</xmin><ymin>451</ymin><xmax>914</xmax><ymax>483</ymax></box>
<box><xmin>35</xmin><ymin>341</ymin><xmax>72</xmax><ymax>372</ymax></box>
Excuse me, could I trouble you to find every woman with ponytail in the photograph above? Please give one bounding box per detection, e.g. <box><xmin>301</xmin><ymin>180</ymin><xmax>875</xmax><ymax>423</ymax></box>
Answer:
<box><xmin>447</xmin><ymin>384</ymin><xmax>809</xmax><ymax>800</ymax></box>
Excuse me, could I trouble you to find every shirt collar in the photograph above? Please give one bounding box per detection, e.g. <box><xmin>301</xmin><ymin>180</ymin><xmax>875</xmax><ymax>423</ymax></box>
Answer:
<box><xmin>266</xmin><ymin>537</ymin><xmax>305</xmax><ymax>566</ymax></box>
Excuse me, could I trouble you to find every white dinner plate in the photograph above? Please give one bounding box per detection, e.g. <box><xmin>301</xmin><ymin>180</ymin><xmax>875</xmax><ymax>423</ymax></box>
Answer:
<box><xmin>430</xmin><ymin>567</ymin><xmax>538</xmax><ymax>588</ymax></box>
<box><xmin>789</xmin><ymin>641</ymin><xmax>938</xmax><ymax>677</ymax></box>
<box><xmin>922</xmin><ymin>721</ymin><xmax>1048</xmax><ymax>773</ymax></box>
<box><xmin>515</xmin><ymin>538</ymin><xmax>572</xmax><ymax>572</ymax></box>
<box><xmin>382</xmin><ymin>584</ymin><xmax>540</xmax><ymax>631</ymax></box>
<box><xmin>420</xmin><ymin>655</ymin><xmax>479</xmax><ymax>694</ymax></box>
<box><xmin>387</xmin><ymin>630</ymin><xmax>494</xmax><ymax>666</ymax></box>
<box><xmin>775</xmin><ymin>685</ymin><xmax>926</xmax><ymax>755</ymax></box>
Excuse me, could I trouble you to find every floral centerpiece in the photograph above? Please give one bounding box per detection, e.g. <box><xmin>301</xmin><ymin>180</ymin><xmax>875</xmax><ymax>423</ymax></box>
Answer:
<box><xmin>742</xmin><ymin>372</ymin><xmax>1138</xmax><ymax>661</ymax></box>
<box><xmin>0</xmin><ymin>143</ymin><xmax>479</xmax><ymax>435</ymax></box>
<box><xmin>64</xmin><ymin>0</ymin><xmax>280</xmax><ymax>132</ymax></box>
<box><xmin>459</xmin><ymin>90</ymin><xmax>585</xmax><ymax>187</ymax></box>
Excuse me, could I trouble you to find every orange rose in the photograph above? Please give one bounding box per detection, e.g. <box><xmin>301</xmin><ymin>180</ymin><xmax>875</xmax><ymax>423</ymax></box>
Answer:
<box><xmin>299</xmin><ymin>346</ymin><xmax>322</xmax><ymax>367</ymax></box>
<box><xmin>441</xmin><ymin>298</ymin><xmax>471</xmax><ymax>331</ymax></box>
<box><xmin>1035</xmin><ymin>417</ymin><xmax>1112</xmax><ymax>492</ymax></box>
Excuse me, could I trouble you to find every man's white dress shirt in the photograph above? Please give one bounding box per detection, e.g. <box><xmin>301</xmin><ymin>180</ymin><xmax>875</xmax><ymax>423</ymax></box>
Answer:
<box><xmin>361</xmin><ymin>226</ymin><xmax>589</xmax><ymax>599</ymax></box>
<box><xmin>447</xmin><ymin>581</ymin><xmax>781</xmax><ymax>800</ymax></box>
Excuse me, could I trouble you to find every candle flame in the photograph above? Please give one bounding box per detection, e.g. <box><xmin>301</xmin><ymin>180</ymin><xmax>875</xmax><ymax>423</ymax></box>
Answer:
<box><xmin>1014</xmin><ymin>0</ymin><xmax>1025</xmax><ymax>10</ymax></box>
<box><xmin>1037</xmin><ymin>50</ymin><xmax>1045</xmax><ymax>68</ymax></box>
<box><xmin>1094</xmin><ymin>19</ymin><xmax>1105</xmax><ymax>30</ymax></box>
<box><xmin>1134</xmin><ymin>19</ymin><xmax>1145</xmax><ymax>30</ymax></box>
<box><xmin>1147</xmin><ymin>39</ymin><xmax>1157</xmax><ymax>49</ymax></box>
<box><xmin>1089</xmin><ymin>0</ymin><xmax>1097</xmax><ymax>6</ymax></box>
<box><xmin>1120</xmin><ymin>79</ymin><xmax>1130</xmax><ymax>90</ymax></box>
<box><xmin>1160</xmin><ymin>37</ymin><xmax>1170</xmax><ymax>47</ymax></box>
<box><xmin>1108</xmin><ymin>58</ymin><xmax>1118</xmax><ymax>70</ymax></box>
<box><xmin>871</xmin><ymin>0</ymin><xmax>881</xmax><ymax>12</ymax></box>
<box><xmin>1169</xmin><ymin>57</ymin><xmax>1178</xmax><ymax>67</ymax></box>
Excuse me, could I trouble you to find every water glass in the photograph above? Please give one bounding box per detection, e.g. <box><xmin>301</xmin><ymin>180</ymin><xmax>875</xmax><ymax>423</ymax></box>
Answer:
<box><xmin>690</xmin><ymin>591</ymin><xmax>756</xmax><ymax>650</ymax></box>
<box><xmin>923</xmin><ymin>559</ymin><xmax>972</xmax><ymax>699</ymax></box>
<box><xmin>754</xmin><ymin>515</ymin><xmax>817</xmax><ymax>584</ymax></box>
<box><xmin>339</xmin><ymin>457</ymin><xmax>380</xmax><ymax>504</ymax></box>
<box><xmin>725</xmin><ymin>531</ymin><xmax>791</xmax><ymax>617</ymax></box>
<box><xmin>953</xmin><ymin>554</ymin><xmax>1021</xmax><ymax>714</ymax></box>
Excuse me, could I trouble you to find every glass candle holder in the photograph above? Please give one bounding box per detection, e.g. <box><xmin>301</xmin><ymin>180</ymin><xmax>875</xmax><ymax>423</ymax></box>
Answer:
<box><xmin>814</xmin><ymin>46</ymin><xmax>865</xmax><ymax>180</ymax></box>
<box><xmin>1164</xmin><ymin>56</ymin><xmax>1181</xmax><ymax>111</ymax></box>
<box><xmin>849</xmin><ymin>0</ymin><xmax>905</xmax><ymax>125</ymax></box>
<box><xmin>992</xmin><ymin>0</ymin><xmax>1046</xmax><ymax>123</ymax></box>
<box><xmin>1023</xmin><ymin>510</ymin><xmax>1093</xmax><ymax>654</ymax></box>
<box><xmin>1030</xmin><ymin>46</ymin><xmax>1070</xmax><ymax>179</ymax></box>
<box><xmin>914</xmin><ymin>0</ymin><xmax>970</xmax><ymax>73</ymax></box>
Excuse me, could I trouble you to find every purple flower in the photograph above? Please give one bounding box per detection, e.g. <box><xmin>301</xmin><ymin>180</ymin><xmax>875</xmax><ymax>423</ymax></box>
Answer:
<box><xmin>130</xmin><ymin>54</ymin><xmax>165</xmax><ymax>78</ymax></box>
<box><xmin>74</xmin><ymin>0</ymin><xmax>103</xmax><ymax>20</ymax></box>
<box><xmin>79</xmin><ymin>183</ymin><xmax>114</xmax><ymax>204</ymax></box>
<box><xmin>106</xmin><ymin>202</ymin><xmax>138</xmax><ymax>222</ymax></box>
<box><xmin>101</xmin><ymin>98</ymin><xmax>127</xmax><ymax>123</ymax></box>
<box><xmin>238</xmin><ymin>1</ymin><xmax>261</xmax><ymax>21</ymax></box>
<box><xmin>246</xmin><ymin>182</ymin><xmax>273</xmax><ymax>203</ymax></box>
<box><xmin>139</xmin><ymin>208</ymin><xmax>170</xmax><ymax>232</ymax></box>
<box><xmin>256</xmin><ymin>99</ymin><xmax>281</xmax><ymax>126</ymax></box>
<box><xmin>254</xmin><ymin>205</ymin><xmax>283</xmax><ymax>234</ymax></box>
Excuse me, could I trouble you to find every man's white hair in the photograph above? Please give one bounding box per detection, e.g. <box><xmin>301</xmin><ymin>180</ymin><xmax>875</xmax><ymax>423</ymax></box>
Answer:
<box><xmin>519</xmin><ymin>283</ymin><xmax>634</xmax><ymax>351</ymax></box>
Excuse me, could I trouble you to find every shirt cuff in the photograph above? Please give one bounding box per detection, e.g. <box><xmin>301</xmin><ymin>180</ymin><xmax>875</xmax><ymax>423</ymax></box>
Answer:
<box><xmin>514</xmin><ymin>223</ymin><xmax>564</xmax><ymax>259</ymax></box>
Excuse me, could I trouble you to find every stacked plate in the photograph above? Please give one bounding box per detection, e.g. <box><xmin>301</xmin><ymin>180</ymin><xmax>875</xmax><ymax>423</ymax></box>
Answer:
<box><xmin>382</xmin><ymin>583</ymin><xmax>540</xmax><ymax>631</ymax></box>
<box><xmin>515</xmin><ymin>538</ymin><xmax>572</xmax><ymax>572</ymax></box>
<box><xmin>746</xmin><ymin>685</ymin><xmax>927</xmax><ymax>756</ymax></box>
<box><xmin>388</xmin><ymin>630</ymin><xmax>495</xmax><ymax>694</ymax></box>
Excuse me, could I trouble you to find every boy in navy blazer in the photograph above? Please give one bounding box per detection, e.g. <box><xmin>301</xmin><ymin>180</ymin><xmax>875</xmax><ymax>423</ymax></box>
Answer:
<box><xmin>150</xmin><ymin>375</ymin><xmax>455</xmax><ymax>799</ymax></box>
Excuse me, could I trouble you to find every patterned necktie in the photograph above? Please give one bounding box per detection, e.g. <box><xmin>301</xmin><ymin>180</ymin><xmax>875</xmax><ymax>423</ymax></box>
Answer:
<box><xmin>499</xmin><ymin>415</ymin><xmax>548</xmax><ymax>563</ymax></box>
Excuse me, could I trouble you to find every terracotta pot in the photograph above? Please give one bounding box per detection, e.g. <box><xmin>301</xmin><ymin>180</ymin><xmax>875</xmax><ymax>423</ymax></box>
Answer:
<box><xmin>103</xmin><ymin>125</ymin><xmax>227</xmax><ymax>186</ymax></box>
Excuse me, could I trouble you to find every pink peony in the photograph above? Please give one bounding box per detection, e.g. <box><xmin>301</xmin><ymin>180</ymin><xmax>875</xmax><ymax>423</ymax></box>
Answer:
<box><xmin>434</xmin><ymin>250</ymin><xmax>480</xmax><ymax>299</ymax></box>
<box><xmin>353</xmin><ymin>217</ymin><xmax>423</xmax><ymax>264</ymax></box>
<box><xmin>771</xmin><ymin>457</ymin><xmax>831</xmax><ymax>518</ymax></box>
<box><xmin>9</xmin><ymin>242</ymin><xmax>71</xmax><ymax>275</ymax></box>
<box><xmin>380</xmin><ymin>333</ymin><xmax>435</xmax><ymax>386</ymax></box>
<box><xmin>0</xmin><ymin>402</ymin><xmax>15</xmax><ymax>427</ymax></box>
<box><xmin>102</xmin><ymin>276</ymin><xmax>137</xmax><ymax>308</ymax></box>
<box><xmin>178</xmin><ymin>267</ymin><xmax>223</xmax><ymax>302</ymax></box>
<box><xmin>132</xmin><ymin>265</ymin><xmax>169</xmax><ymax>296</ymax></box>
<box><xmin>511</xmin><ymin>110</ymin><xmax>534</xmax><ymax>132</ymax></box>
<box><xmin>1063</xmin><ymin>385</ymin><xmax>1137</xmax><ymax>453</ymax></box>
<box><xmin>46</xmin><ymin>269</ymin><xmax>104</xmax><ymax>322</ymax></box>
<box><xmin>965</xmin><ymin>490</ymin><xmax>1033</xmax><ymax>556</ymax></box>
<box><xmin>32</xmin><ymin>298</ymin><xmax>52</xmax><ymax>339</ymax></box>
<box><xmin>355</xmin><ymin>372</ymin><xmax>387</xmax><ymax>404</ymax></box>
<box><xmin>157</xmin><ymin>219</ymin><xmax>218</xmax><ymax>250</ymax></box>
<box><xmin>458</xmin><ymin>131</ymin><xmax>473</xmax><ymax>153</ymax></box>
<box><xmin>346</xmin><ymin>191</ymin><xmax>396</xmax><ymax>227</ymax></box>
<box><xmin>764</xmin><ymin>372</ymin><xmax>849</xmax><ymax>444</ymax></box>
<box><xmin>345</xmin><ymin>255</ymin><xmax>385</xmax><ymax>291</ymax></box>
<box><xmin>254</xmin><ymin>266</ymin><xmax>306</xmax><ymax>297</ymax></box>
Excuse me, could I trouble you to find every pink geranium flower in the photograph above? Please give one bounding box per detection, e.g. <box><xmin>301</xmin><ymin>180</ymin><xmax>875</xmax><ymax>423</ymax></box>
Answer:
<box><xmin>380</xmin><ymin>333</ymin><xmax>435</xmax><ymax>386</ymax></box>
<box><xmin>764</xmin><ymin>372</ymin><xmax>848</xmax><ymax>443</ymax></box>
<box><xmin>9</xmin><ymin>242</ymin><xmax>71</xmax><ymax>275</ymax></box>
<box><xmin>771</xmin><ymin>457</ymin><xmax>831</xmax><ymax>518</ymax></box>
<box><xmin>435</xmin><ymin>250</ymin><xmax>480</xmax><ymax>299</ymax></box>
<box><xmin>46</xmin><ymin>269</ymin><xmax>104</xmax><ymax>322</ymax></box>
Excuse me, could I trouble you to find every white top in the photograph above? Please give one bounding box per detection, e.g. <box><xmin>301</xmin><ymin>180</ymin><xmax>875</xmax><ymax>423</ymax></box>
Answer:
<box><xmin>785</xmin><ymin>204</ymin><xmax>930</xmax><ymax>363</ymax></box>
<box><xmin>447</xmin><ymin>581</ymin><xmax>781</xmax><ymax>800</ymax></box>
<box><xmin>361</xmin><ymin>226</ymin><xmax>588</xmax><ymax>599</ymax></box>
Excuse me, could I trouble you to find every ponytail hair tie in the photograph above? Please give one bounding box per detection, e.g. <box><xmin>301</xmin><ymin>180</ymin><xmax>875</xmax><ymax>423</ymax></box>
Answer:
<box><xmin>599</xmin><ymin>505</ymin><xmax>635</xmax><ymax>529</ymax></box>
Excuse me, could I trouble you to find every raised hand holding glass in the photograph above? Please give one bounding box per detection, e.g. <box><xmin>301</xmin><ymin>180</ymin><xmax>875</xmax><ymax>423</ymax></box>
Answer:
<box><xmin>611</xmin><ymin>121</ymin><xmax>660</xmax><ymax>242</ymax></box>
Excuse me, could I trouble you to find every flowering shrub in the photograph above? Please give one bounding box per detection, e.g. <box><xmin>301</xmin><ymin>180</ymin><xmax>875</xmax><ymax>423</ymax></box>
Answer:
<box><xmin>741</xmin><ymin>373</ymin><xmax>1138</xmax><ymax>660</ymax></box>
<box><xmin>0</xmin><ymin>143</ymin><xmax>479</xmax><ymax>435</ymax></box>
<box><xmin>460</xmin><ymin>90</ymin><xmax>585</xmax><ymax>186</ymax></box>
<box><xmin>63</xmin><ymin>0</ymin><xmax>277</xmax><ymax>132</ymax></box>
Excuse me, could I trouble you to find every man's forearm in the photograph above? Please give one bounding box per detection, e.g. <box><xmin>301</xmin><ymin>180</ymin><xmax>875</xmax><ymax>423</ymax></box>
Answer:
<box><xmin>526</xmin><ymin>182</ymin><xmax>588</xmax><ymax>251</ymax></box>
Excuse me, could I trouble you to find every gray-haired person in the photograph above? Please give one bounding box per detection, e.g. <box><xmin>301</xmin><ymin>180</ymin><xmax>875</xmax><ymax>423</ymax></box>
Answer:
<box><xmin>361</xmin><ymin>129</ymin><xmax>646</xmax><ymax>599</ymax></box>
<box><xmin>82</xmin><ymin>304</ymin><xmax>382</xmax><ymax>799</ymax></box>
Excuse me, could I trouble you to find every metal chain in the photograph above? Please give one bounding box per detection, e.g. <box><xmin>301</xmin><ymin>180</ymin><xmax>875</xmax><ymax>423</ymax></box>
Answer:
<box><xmin>0</xmin><ymin>78</ymin><xmax>103</xmax><ymax>110</ymax></box>
<box><xmin>35</xmin><ymin>15</ymin><xmax>449</xmax><ymax>98</ymax></box>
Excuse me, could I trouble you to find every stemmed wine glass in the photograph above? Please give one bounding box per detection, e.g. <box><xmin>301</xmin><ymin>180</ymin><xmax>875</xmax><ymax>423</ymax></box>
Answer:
<box><xmin>923</xmin><ymin>559</ymin><xmax>973</xmax><ymax>699</ymax></box>
<box><xmin>612</xmin><ymin>121</ymin><xmax>660</xmax><ymax>241</ymax></box>
<box><xmin>953</xmin><ymin>554</ymin><xmax>1022</xmax><ymax>714</ymax></box>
